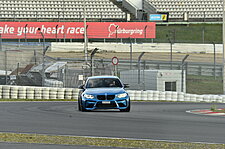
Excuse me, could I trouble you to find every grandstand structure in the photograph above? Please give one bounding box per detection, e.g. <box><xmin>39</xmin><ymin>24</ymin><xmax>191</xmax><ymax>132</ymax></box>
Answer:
<box><xmin>0</xmin><ymin>0</ymin><xmax>127</xmax><ymax>21</ymax></box>
<box><xmin>0</xmin><ymin>0</ymin><xmax>223</xmax><ymax>22</ymax></box>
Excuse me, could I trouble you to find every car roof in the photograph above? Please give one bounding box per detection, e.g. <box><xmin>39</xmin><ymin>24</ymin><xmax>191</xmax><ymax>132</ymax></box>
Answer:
<box><xmin>87</xmin><ymin>76</ymin><xmax>119</xmax><ymax>79</ymax></box>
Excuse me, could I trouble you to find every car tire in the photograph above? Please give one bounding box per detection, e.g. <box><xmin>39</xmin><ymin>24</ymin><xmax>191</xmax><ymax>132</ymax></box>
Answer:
<box><xmin>78</xmin><ymin>101</ymin><xmax>81</xmax><ymax>111</ymax></box>
<box><xmin>78</xmin><ymin>98</ymin><xmax>87</xmax><ymax>112</ymax></box>
<box><xmin>81</xmin><ymin>105</ymin><xmax>87</xmax><ymax>112</ymax></box>
<box><xmin>79</xmin><ymin>100</ymin><xmax>87</xmax><ymax>112</ymax></box>
<box><xmin>78</xmin><ymin>97</ymin><xmax>81</xmax><ymax>111</ymax></box>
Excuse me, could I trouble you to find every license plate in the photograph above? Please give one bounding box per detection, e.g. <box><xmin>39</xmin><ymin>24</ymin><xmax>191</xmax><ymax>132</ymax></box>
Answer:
<box><xmin>102</xmin><ymin>101</ymin><xmax>111</xmax><ymax>104</ymax></box>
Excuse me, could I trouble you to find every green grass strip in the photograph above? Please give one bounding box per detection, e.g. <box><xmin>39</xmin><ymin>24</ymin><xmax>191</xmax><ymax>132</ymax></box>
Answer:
<box><xmin>0</xmin><ymin>133</ymin><xmax>224</xmax><ymax>149</ymax></box>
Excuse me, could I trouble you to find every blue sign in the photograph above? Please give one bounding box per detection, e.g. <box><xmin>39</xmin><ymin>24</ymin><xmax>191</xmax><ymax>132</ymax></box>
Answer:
<box><xmin>149</xmin><ymin>14</ymin><xmax>168</xmax><ymax>22</ymax></box>
<box><xmin>150</xmin><ymin>14</ymin><xmax>162</xmax><ymax>21</ymax></box>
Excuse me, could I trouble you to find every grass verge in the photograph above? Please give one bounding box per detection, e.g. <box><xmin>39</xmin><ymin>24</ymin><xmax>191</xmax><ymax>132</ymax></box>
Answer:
<box><xmin>211</xmin><ymin>105</ymin><xmax>225</xmax><ymax>113</ymax></box>
<box><xmin>0</xmin><ymin>133</ymin><xmax>224</xmax><ymax>149</ymax></box>
<box><xmin>212</xmin><ymin>109</ymin><xmax>225</xmax><ymax>113</ymax></box>
<box><xmin>187</xmin><ymin>75</ymin><xmax>223</xmax><ymax>95</ymax></box>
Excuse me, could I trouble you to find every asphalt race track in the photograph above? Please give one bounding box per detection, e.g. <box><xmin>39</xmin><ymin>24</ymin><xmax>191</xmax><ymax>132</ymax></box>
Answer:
<box><xmin>0</xmin><ymin>102</ymin><xmax>225</xmax><ymax>144</ymax></box>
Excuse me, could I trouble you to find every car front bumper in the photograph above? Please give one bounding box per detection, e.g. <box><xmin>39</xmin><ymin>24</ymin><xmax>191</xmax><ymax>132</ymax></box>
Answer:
<box><xmin>82</xmin><ymin>97</ymin><xmax>130</xmax><ymax>111</ymax></box>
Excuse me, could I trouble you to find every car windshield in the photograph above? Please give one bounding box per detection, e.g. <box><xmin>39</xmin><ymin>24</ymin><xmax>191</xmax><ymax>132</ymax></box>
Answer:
<box><xmin>86</xmin><ymin>78</ymin><xmax>123</xmax><ymax>88</ymax></box>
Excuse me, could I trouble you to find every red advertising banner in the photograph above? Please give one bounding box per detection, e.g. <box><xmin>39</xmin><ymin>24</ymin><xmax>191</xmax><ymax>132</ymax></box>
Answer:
<box><xmin>0</xmin><ymin>22</ymin><xmax>155</xmax><ymax>39</ymax></box>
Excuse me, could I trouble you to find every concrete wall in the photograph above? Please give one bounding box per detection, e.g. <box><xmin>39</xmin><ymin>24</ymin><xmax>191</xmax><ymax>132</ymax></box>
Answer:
<box><xmin>51</xmin><ymin>42</ymin><xmax>223</xmax><ymax>54</ymax></box>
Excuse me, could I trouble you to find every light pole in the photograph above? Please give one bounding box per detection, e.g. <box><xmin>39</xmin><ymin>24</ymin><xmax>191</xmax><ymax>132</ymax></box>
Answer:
<box><xmin>116</xmin><ymin>25</ymin><xmax>118</xmax><ymax>43</ymax></box>
<box><xmin>169</xmin><ymin>39</ymin><xmax>173</xmax><ymax>70</ymax></box>
<box><xmin>38</xmin><ymin>28</ymin><xmax>47</xmax><ymax>86</ymax></box>
<box><xmin>41</xmin><ymin>46</ymin><xmax>49</xmax><ymax>87</ymax></box>
<box><xmin>129</xmin><ymin>37</ymin><xmax>133</xmax><ymax>69</ymax></box>
<box><xmin>24</xmin><ymin>24</ymin><xmax>28</xmax><ymax>42</ymax></box>
<box><xmin>144</xmin><ymin>25</ymin><xmax>147</xmax><ymax>38</ymax></box>
<box><xmin>83</xmin><ymin>0</ymin><xmax>88</xmax><ymax>64</ymax></box>
<box><xmin>166</xmin><ymin>33</ymin><xmax>173</xmax><ymax>70</ymax></box>
<box><xmin>56</xmin><ymin>25</ymin><xmax>58</xmax><ymax>42</ymax></box>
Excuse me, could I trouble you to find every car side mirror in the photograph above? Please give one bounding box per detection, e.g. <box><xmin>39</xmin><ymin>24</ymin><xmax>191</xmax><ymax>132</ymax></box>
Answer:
<box><xmin>124</xmin><ymin>84</ymin><xmax>129</xmax><ymax>88</ymax></box>
<box><xmin>78</xmin><ymin>85</ymin><xmax>85</xmax><ymax>89</ymax></box>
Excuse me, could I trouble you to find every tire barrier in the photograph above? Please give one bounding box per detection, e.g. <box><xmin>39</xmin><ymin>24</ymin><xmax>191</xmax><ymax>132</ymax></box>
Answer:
<box><xmin>147</xmin><ymin>90</ymin><xmax>154</xmax><ymax>100</ymax></box>
<box><xmin>57</xmin><ymin>88</ymin><xmax>65</xmax><ymax>99</ymax></box>
<box><xmin>26</xmin><ymin>86</ymin><xmax>35</xmax><ymax>99</ymax></box>
<box><xmin>18</xmin><ymin>87</ymin><xmax>26</xmax><ymax>99</ymax></box>
<box><xmin>0</xmin><ymin>86</ymin><xmax>2</xmax><ymax>99</ymax></box>
<box><xmin>10</xmin><ymin>86</ymin><xmax>19</xmax><ymax>99</ymax></box>
<box><xmin>135</xmin><ymin>90</ymin><xmax>141</xmax><ymax>101</ymax></box>
<box><xmin>49</xmin><ymin>88</ymin><xmax>57</xmax><ymax>99</ymax></box>
<box><xmin>2</xmin><ymin>86</ymin><xmax>10</xmax><ymax>99</ymax></box>
<box><xmin>42</xmin><ymin>87</ymin><xmax>50</xmax><ymax>99</ymax></box>
<box><xmin>159</xmin><ymin>92</ymin><xmax>166</xmax><ymax>101</ymax></box>
<box><xmin>127</xmin><ymin>90</ymin><xmax>135</xmax><ymax>101</ymax></box>
<box><xmin>165</xmin><ymin>91</ymin><xmax>172</xmax><ymax>101</ymax></box>
<box><xmin>171</xmin><ymin>92</ymin><xmax>178</xmax><ymax>101</ymax></box>
<box><xmin>65</xmin><ymin>88</ymin><xmax>73</xmax><ymax>100</ymax></box>
<box><xmin>1</xmin><ymin>85</ymin><xmax>225</xmax><ymax>103</ymax></box>
<box><xmin>34</xmin><ymin>87</ymin><xmax>42</xmax><ymax>100</ymax></box>
<box><xmin>177</xmin><ymin>92</ymin><xmax>184</xmax><ymax>102</ymax></box>
<box><xmin>141</xmin><ymin>91</ymin><xmax>148</xmax><ymax>101</ymax></box>
<box><xmin>72</xmin><ymin>89</ymin><xmax>79</xmax><ymax>99</ymax></box>
<box><xmin>153</xmin><ymin>91</ymin><xmax>160</xmax><ymax>101</ymax></box>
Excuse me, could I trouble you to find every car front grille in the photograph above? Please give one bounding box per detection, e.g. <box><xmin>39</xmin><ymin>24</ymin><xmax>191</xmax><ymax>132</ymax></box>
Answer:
<box><xmin>96</xmin><ymin>102</ymin><xmax>117</xmax><ymax>108</ymax></box>
<box><xmin>97</xmin><ymin>95</ymin><xmax>115</xmax><ymax>100</ymax></box>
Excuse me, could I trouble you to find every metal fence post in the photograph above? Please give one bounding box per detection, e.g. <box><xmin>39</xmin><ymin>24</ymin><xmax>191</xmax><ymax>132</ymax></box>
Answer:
<box><xmin>90</xmin><ymin>48</ymin><xmax>99</xmax><ymax>76</ymax></box>
<box><xmin>0</xmin><ymin>34</ymin><xmax>2</xmax><ymax>51</ymax></box>
<box><xmin>4</xmin><ymin>50</ymin><xmax>7</xmax><ymax>85</ymax></box>
<box><xmin>181</xmin><ymin>54</ymin><xmax>189</xmax><ymax>92</ymax></box>
<box><xmin>202</xmin><ymin>27</ymin><xmax>205</xmax><ymax>44</ymax></box>
<box><xmin>212</xmin><ymin>42</ymin><xmax>216</xmax><ymax>79</ymax></box>
<box><xmin>34</xmin><ymin>50</ymin><xmax>37</xmax><ymax>65</ymax></box>
<box><xmin>64</xmin><ymin>64</ymin><xmax>67</xmax><ymax>88</ymax></box>
<box><xmin>138</xmin><ymin>52</ymin><xmax>145</xmax><ymax>85</ymax></box>
<box><xmin>129</xmin><ymin>37</ymin><xmax>133</xmax><ymax>70</ymax></box>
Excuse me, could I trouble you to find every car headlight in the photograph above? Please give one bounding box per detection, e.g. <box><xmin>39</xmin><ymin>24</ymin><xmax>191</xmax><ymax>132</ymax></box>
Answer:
<box><xmin>83</xmin><ymin>94</ymin><xmax>94</xmax><ymax>99</ymax></box>
<box><xmin>116</xmin><ymin>93</ymin><xmax>127</xmax><ymax>98</ymax></box>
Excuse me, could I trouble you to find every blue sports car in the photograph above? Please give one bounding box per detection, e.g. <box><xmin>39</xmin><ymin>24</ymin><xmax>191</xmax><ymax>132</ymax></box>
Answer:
<box><xmin>78</xmin><ymin>76</ymin><xmax>130</xmax><ymax>112</ymax></box>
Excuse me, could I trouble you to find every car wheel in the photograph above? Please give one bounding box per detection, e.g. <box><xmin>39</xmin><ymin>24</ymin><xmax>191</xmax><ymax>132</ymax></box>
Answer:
<box><xmin>78</xmin><ymin>100</ymin><xmax>81</xmax><ymax>111</ymax></box>
<box><xmin>80</xmin><ymin>100</ymin><xmax>87</xmax><ymax>112</ymax></box>
<box><xmin>78</xmin><ymin>98</ymin><xmax>87</xmax><ymax>112</ymax></box>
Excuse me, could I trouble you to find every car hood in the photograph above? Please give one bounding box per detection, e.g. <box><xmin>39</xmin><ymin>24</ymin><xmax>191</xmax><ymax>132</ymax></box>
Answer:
<box><xmin>84</xmin><ymin>88</ymin><xmax>126</xmax><ymax>95</ymax></box>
